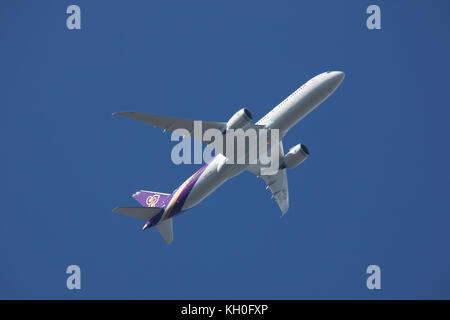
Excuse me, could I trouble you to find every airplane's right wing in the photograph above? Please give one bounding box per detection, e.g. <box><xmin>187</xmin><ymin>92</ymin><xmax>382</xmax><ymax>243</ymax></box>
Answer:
<box><xmin>113</xmin><ymin>112</ymin><xmax>226</xmax><ymax>142</ymax></box>
<box><xmin>113</xmin><ymin>112</ymin><xmax>265</xmax><ymax>155</ymax></box>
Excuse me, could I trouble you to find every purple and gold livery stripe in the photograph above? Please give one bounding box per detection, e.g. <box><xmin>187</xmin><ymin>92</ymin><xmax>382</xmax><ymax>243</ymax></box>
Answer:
<box><xmin>161</xmin><ymin>164</ymin><xmax>208</xmax><ymax>220</ymax></box>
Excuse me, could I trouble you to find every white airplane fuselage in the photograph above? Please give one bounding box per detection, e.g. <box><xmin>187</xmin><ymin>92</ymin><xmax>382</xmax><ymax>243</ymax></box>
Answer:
<box><xmin>176</xmin><ymin>71</ymin><xmax>345</xmax><ymax>213</ymax></box>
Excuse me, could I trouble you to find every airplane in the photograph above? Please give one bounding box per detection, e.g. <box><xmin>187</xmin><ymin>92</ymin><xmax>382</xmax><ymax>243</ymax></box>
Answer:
<box><xmin>112</xmin><ymin>71</ymin><xmax>345</xmax><ymax>244</ymax></box>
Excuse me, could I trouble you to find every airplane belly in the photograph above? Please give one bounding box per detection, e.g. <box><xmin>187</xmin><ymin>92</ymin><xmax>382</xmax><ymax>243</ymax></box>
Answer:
<box><xmin>182</xmin><ymin>166</ymin><xmax>228</xmax><ymax>210</ymax></box>
<box><xmin>182</xmin><ymin>155</ymin><xmax>247</xmax><ymax>210</ymax></box>
<box><xmin>260</xmin><ymin>72</ymin><xmax>343</xmax><ymax>134</ymax></box>
<box><xmin>276</xmin><ymin>86</ymin><xmax>330</xmax><ymax>133</ymax></box>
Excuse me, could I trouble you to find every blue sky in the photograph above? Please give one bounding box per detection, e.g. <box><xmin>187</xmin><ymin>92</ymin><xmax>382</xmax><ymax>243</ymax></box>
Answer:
<box><xmin>1</xmin><ymin>0</ymin><xmax>450</xmax><ymax>299</ymax></box>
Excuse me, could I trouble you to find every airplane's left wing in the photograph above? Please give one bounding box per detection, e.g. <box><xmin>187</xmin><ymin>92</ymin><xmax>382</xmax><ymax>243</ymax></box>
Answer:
<box><xmin>113</xmin><ymin>112</ymin><xmax>226</xmax><ymax>142</ymax></box>
<box><xmin>247</xmin><ymin>142</ymin><xmax>289</xmax><ymax>215</ymax></box>
<box><xmin>249</xmin><ymin>168</ymin><xmax>289</xmax><ymax>215</ymax></box>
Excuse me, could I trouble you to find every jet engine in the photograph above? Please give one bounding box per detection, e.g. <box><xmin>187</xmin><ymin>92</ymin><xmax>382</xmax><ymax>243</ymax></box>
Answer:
<box><xmin>280</xmin><ymin>144</ymin><xmax>310</xmax><ymax>169</ymax></box>
<box><xmin>225</xmin><ymin>108</ymin><xmax>253</xmax><ymax>131</ymax></box>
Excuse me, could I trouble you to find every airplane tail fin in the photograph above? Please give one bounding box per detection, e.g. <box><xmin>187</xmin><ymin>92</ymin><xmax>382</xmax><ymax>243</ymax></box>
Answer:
<box><xmin>133</xmin><ymin>190</ymin><xmax>171</xmax><ymax>208</ymax></box>
<box><xmin>129</xmin><ymin>190</ymin><xmax>174</xmax><ymax>244</ymax></box>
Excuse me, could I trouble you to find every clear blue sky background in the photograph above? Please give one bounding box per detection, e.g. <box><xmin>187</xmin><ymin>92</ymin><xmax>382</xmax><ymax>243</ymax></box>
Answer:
<box><xmin>1</xmin><ymin>0</ymin><xmax>450</xmax><ymax>299</ymax></box>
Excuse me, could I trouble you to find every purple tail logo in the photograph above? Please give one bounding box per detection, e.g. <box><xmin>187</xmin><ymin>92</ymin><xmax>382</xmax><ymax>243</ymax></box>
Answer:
<box><xmin>146</xmin><ymin>194</ymin><xmax>160</xmax><ymax>207</ymax></box>
<box><xmin>133</xmin><ymin>190</ymin><xmax>171</xmax><ymax>208</ymax></box>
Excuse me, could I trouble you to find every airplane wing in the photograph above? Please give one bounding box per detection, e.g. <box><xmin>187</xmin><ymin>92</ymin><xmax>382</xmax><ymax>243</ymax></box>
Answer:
<box><xmin>247</xmin><ymin>141</ymin><xmax>289</xmax><ymax>215</ymax></box>
<box><xmin>113</xmin><ymin>111</ymin><xmax>265</xmax><ymax>151</ymax></box>
<box><xmin>113</xmin><ymin>111</ymin><xmax>226</xmax><ymax>142</ymax></box>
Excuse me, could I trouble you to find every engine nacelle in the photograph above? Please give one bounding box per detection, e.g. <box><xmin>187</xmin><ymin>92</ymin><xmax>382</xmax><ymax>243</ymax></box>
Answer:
<box><xmin>225</xmin><ymin>108</ymin><xmax>253</xmax><ymax>131</ymax></box>
<box><xmin>280</xmin><ymin>144</ymin><xmax>310</xmax><ymax>169</ymax></box>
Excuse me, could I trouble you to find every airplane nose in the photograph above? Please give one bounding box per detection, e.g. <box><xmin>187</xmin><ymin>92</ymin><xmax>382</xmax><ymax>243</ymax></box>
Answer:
<box><xmin>331</xmin><ymin>71</ymin><xmax>345</xmax><ymax>82</ymax></box>
<box><xmin>326</xmin><ymin>71</ymin><xmax>345</xmax><ymax>88</ymax></box>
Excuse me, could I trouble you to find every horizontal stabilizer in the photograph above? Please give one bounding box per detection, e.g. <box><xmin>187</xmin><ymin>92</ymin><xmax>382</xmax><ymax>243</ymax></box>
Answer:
<box><xmin>113</xmin><ymin>206</ymin><xmax>163</xmax><ymax>220</ymax></box>
<box><xmin>156</xmin><ymin>218</ymin><xmax>173</xmax><ymax>244</ymax></box>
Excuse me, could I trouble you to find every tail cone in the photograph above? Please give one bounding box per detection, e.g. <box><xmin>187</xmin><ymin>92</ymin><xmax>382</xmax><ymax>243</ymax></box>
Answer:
<box><xmin>142</xmin><ymin>221</ymin><xmax>151</xmax><ymax>231</ymax></box>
